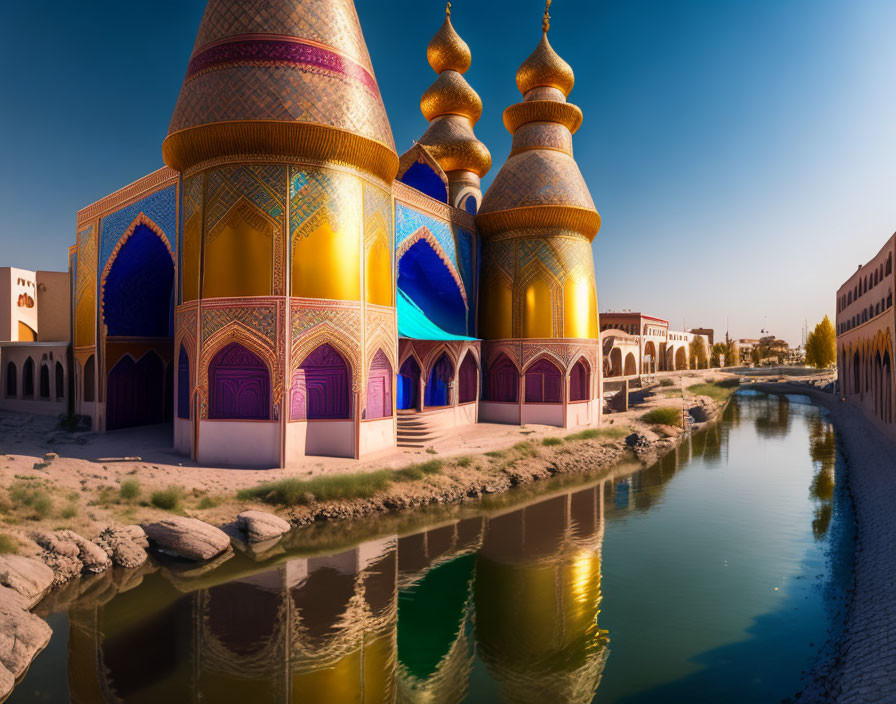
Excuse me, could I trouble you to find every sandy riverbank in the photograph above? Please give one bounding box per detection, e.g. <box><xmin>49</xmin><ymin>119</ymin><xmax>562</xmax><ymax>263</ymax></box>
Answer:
<box><xmin>0</xmin><ymin>371</ymin><xmax>738</xmax><ymax>560</ymax></box>
<box><xmin>750</xmin><ymin>383</ymin><xmax>896</xmax><ymax>703</ymax></box>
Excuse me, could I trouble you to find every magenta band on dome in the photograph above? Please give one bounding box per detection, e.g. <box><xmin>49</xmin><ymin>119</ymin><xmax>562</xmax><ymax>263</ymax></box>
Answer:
<box><xmin>185</xmin><ymin>38</ymin><xmax>380</xmax><ymax>96</ymax></box>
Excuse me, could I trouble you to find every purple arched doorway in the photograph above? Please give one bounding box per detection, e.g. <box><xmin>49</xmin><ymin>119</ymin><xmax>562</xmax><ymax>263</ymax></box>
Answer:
<box><xmin>486</xmin><ymin>353</ymin><xmax>519</xmax><ymax>403</ymax></box>
<box><xmin>458</xmin><ymin>352</ymin><xmax>478</xmax><ymax>404</ymax></box>
<box><xmin>525</xmin><ymin>359</ymin><xmax>562</xmax><ymax>404</ymax></box>
<box><xmin>290</xmin><ymin>343</ymin><xmax>350</xmax><ymax>420</ymax></box>
<box><xmin>366</xmin><ymin>349</ymin><xmax>392</xmax><ymax>420</ymax></box>
<box><xmin>107</xmin><ymin>352</ymin><xmax>165</xmax><ymax>430</ymax></box>
<box><xmin>209</xmin><ymin>343</ymin><xmax>270</xmax><ymax>420</ymax></box>
<box><xmin>570</xmin><ymin>359</ymin><xmax>590</xmax><ymax>402</ymax></box>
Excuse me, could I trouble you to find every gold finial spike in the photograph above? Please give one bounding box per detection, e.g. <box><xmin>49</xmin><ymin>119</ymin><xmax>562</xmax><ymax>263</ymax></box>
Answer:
<box><xmin>542</xmin><ymin>0</ymin><xmax>551</xmax><ymax>33</ymax></box>
<box><xmin>446</xmin><ymin>1</ymin><xmax>451</xmax><ymax>17</ymax></box>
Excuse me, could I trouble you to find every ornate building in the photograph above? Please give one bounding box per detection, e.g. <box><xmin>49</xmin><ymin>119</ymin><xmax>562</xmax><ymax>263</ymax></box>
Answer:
<box><xmin>67</xmin><ymin>0</ymin><xmax>604</xmax><ymax>467</ymax></box>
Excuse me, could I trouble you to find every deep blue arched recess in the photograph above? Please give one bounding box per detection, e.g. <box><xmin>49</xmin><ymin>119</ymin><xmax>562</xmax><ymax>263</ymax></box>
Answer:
<box><xmin>463</xmin><ymin>195</ymin><xmax>478</xmax><ymax>215</ymax></box>
<box><xmin>425</xmin><ymin>353</ymin><xmax>454</xmax><ymax>407</ymax></box>
<box><xmin>397</xmin><ymin>357</ymin><xmax>420</xmax><ymax>410</ymax></box>
<box><xmin>398</xmin><ymin>240</ymin><xmax>467</xmax><ymax>336</ymax></box>
<box><xmin>400</xmin><ymin>161</ymin><xmax>448</xmax><ymax>203</ymax></box>
<box><xmin>103</xmin><ymin>225</ymin><xmax>174</xmax><ymax>337</ymax></box>
<box><xmin>177</xmin><ymin>345</ymin><xmax>190</xmax><ymax>420</ymax></box>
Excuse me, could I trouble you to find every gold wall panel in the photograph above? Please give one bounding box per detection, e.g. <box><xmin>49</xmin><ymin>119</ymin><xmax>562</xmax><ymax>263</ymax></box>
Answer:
<box><xmin>563</xmin><ymin>274</ymin><xmax>598</xmax><ymax>339</ymax></box>
<box><xmin>203</xmin><ymin>212</ymin><xmax>273</xmax><ymax>298</ymax></box>
<box><xmin>366</xmin><ymin>237</ymin><xmax>392</xmax><ymax>306</ymax></box>
<box><xmin>291</xmin><ymin>170</ymin><xmax>363</xmax><ymax>301</ymax></box>
<box><xmin>480</xmin><ymin>274</ymin><xmax>513</xmax><ymax>340</ymax></box>
<box><xmin>182</xmin><ymin>212</ymin><xmax>201</xmax><ymax>302</ymax></box>
<box><xmin>522</xmin><ymin>278</ymin><xmax>553</xmax><ymax>339</ymax></box>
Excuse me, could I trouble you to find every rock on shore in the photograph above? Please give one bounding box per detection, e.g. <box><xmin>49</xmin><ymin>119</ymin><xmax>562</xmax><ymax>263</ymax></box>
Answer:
<box><xmin>0</xmin><ymin>585</ymin><xmax>51</xmax><ymax>680</ymax></box>
<box><xmin>94</xmin><ymin>525</ymin><xmax>149</xmax><ymax>569</ymax></box>
<box><xmin>144</xmin><ymin>517</ymin><xmax>230</xmax><ymax>561</ymax></box>
<box><xmin>238</xmin><ymin>510</ymin><xmax>291</xmax><ymax>543</ymax></box>
<box><xmin>0</xmin><ymin>555</ymin><xmax>54</xmax><ymax>609</ymax></box>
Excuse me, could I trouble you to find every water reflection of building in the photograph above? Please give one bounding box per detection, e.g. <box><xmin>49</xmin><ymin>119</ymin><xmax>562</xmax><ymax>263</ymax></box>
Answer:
<box><xmin>68</xmin><ymin>538</ymin><xmax>399</xmax><ymax>703</ymax></box>
<box><xmin>475</xmin><ymin>486</ymin><xmax>609</xmax><ymax>704</ymax></box>
<box><xmin>65</xmin><ymin>486</ymin><xmax>614</xmax><ymax>703</ymax></box>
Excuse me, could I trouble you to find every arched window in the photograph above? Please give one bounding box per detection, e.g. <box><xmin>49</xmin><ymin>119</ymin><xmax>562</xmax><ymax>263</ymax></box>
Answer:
<box><xmin>22</xmin><ymin>358</ymin><xmax>34</xmax><ymax>398</ymax></box>
<box><xmin>107</xmin><ymin>352</ymin><xmax>165</xmax><ymax>430</ymax></box>
<box><xmin>210</xmin><ymin>343</ymin><xmax>270</xmax><ymax>420</ymax></box>
<box><xmin>5</xmin><ymin>362</ymin><xmax>16</xmax><ymax>398</ymax></box>
<box><xmin>84</xmin><ymin>355</ymin><xmax>95</xmax><ymax>402</ymax></box>
<box><xmin>569</xmin><ymin>358</ymin><xmax>590</xmax><ymax>402</ymax></box>
<box><xmin>290</xmin><ymin>343</ymin><xmax>349</xmax><ymax>420</ymax></box>
<box><xmin>366</xmin><ymin>349</ymin><xmax>392</xmax><ymax>419</ymax></box>
<box><xmin>888</xmin><ymin>254</ymin><xmax>892</xmax><ymax>276</ymax></box>
<box><xmin>39</xmin><ymin>364</ymin><xmax>50</xmax><ymax>399</ymax></box>
<box><xmin>177</xmin><ymin>345</ymin><xmax>190</xmax><ymax>419</ymax></box>
<box><xmin>525</xmin><ymin>358</ymin><xmax>562</xmax><ymax>404</ymax></box>
<box><xmin>55</xmin><ymin>362</ymin><xmax>64</xmax><ymax>400</ymax></box>
<box><xmin>847</xmin><ymin>291</ymin><xmax>852</xmax><ymax>304</ymax></box>
<box><xmin>486</xmin><ymin>353</ymin><xmax>519</xmax><ymax>403</ymax></box>
<box><xmin>888</xmin><ymin>292</ymin><xmax>893</xmax><ymax>308</ymax></box>
<box><xmin>425</xmin><ymin>353</ymin><xmax>454</xmax><ymax>407</ymax></box>
<box><xmin>458</xmin><ymin>352</ymin><xmax>478</xmax><ymax>404</ymax></box>
<box><xmin>397</xmin><ymin>357</ymin><xmax>421</xmax><ymax>411</ymax></box>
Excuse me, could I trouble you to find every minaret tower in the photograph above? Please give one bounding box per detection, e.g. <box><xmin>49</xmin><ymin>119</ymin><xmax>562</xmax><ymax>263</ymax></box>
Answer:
<box><xmin>164</xmin><ymin>0</ymin><xmax>400</xmax><ymax>466</ymax></box>
<box><xmin>409</xmin><ymin>3</ymin><xmax>491</xmax><ymax>212</ymax></box>
<box><xmin>477</xmin><ymin>1</ymin><xmax>602</xmax><ymax>428</ymax></box>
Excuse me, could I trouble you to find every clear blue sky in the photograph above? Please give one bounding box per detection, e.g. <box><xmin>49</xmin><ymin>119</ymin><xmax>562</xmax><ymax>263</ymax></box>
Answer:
<box><xmin>2</xmin><ymin>0</ymin><xmax>895</xmax><ymax>345</ymax></box>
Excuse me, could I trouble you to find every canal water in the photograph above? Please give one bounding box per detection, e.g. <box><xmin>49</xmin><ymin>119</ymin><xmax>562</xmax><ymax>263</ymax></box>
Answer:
<box><xmin>10</xmin><ymin>390</ymin><xmax>853</xmax><ymax>703</ymax></box>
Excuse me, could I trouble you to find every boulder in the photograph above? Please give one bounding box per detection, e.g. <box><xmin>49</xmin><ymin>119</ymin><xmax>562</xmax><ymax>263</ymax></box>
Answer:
<box><xmin>0</xmin><ymin>588</ymin><xmax>52</xmax><ymax>679</ymax></box>
<box><xmin>94</xmin><ymin>527</ymin><xmax>148</xmax><ymax>569</ymax></box>
<box><xmin>0</xmin><ymin>662</ymin><xmax>12</xmax><ymax>703</ymax></box>
<box><xmin>237</xmin><ymin>510</ymin><xmax>291</xmax><ymax>543</ymax></box>
<box><xmin>143</xmin><ymin>517</ymin><xmax>230</xmax><ymax>561</ymax></box>
<box><xmin>55</xmin><ymin>531</ymin><xmax>111</xmax><ymax>574</ymax></box>
<box><xmin>0</xmin><ymin>555</ymin><xmax>54</xmax><ymax>609</ymax></box>
<box><xmin>30</xmin><ymin>531</ymin><xmax>78</xmax><ymax>559</ymax></box>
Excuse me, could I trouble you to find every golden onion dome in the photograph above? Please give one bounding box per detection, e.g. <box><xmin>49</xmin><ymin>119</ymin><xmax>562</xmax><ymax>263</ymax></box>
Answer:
<box><xmin>421</xmin><ymin>70</ymin><xmax>483</xmax><ymax>122</ymax></box>
<box><xmin>516</xmin><ymin>1</ymin><xmax>575</xmax><ymax>97</ymax></box>
<box><xmin>427</xmin><ymin>8</ymin><xmax>471</xmax><ymax>74</ymax></box>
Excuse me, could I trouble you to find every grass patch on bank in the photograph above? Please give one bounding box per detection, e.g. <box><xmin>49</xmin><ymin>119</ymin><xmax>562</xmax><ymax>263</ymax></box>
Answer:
<box><xmin>659</xmin><ymin>378</ymin><xmax>675</xmax><ymax>387</ymax></box>
<box><xmin>239</xmin><ymin>459</ymin><xmax>447</xmax><ymax>507</ymax></box>
<box><xmin>150</xmin><ymin>486</ymin><xmax>184</xmax><ymax>511</ymax></box>
<box><xmin>0</xmin><ymin>533</ymin><xmax>18</xmax><ymax>554</ymax></box>
<box><xmin>541</xmin><ymin>436</ymin><xmax>564</xmax><ymax>447</ymax></box>
<box><xmin>567</xmin><ymin>425</ymin><xmax>630</xmax><ymax>442</ymax></box>
<box><xmin>687</xmin><ymin>378</ymin><xmax>740</xmax><ymax>403</ymax></box>
<box><xmin>641</xmin><ymin>406</ymin><xmax>683</xmax><ymax>427</ymax></box>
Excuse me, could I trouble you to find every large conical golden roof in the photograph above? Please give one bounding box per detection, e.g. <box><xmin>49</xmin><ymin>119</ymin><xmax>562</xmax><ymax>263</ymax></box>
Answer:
<box><xmin>414</xmin><ymin>3</ymin><xmax>491</xmax><ymax>179</ymax></box>
<box><xmin>162</xmin><ymin>0</ymin><xmax>397</xmax><ymax>181</ymax></box>
<box><xmin>477</xmin><ymin>1</ymin><xmax>599</xmax><ymax>239</ymax></box>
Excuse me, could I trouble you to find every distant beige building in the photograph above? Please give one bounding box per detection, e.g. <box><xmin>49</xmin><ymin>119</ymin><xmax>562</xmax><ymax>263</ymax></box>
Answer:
<box><xmin>690</xmin><ymin>327</ymin><xmax>714</xmax><ymax>347</ymax></box>
<box><xmin>836</xmin><ymin>233</ymin><xmax>895</xmax><ymax>435</ymax></box>
<box><xmin>1</xmin><ymin>267</ymin><xmax>71</xmax><ymax>415</ymax></box>
<box><xmin>600</xmin><ymin>312</ymin><xmax>697</xmax><ymax>376</ymax></box>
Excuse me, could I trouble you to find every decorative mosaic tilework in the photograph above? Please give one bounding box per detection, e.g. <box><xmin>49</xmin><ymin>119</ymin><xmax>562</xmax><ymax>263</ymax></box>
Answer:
<box><xmin>395</xmin><ymin>202</ymin><xmax>457</xmax><ymax>268</ymax></box>
<box><xmin>205</xmin><ymin>164</ymin><xmax>285</xmax><ymax>236</ymax></box>
<box><xmin>455</xmin><ymin>227</ymin><xmax>474</xmax><ymax>301</ymax></box>
<box><xmin>99</xmin><ymin>186</ymin><xmax>177</xmax><ymax>271</ymax></box>
<box><xmin>201</xmin><ymin>301</ymin><xmax>277</xmax><ymax>343</ymax></box>
<box><xmin>365</xmin><ymin>304</ymin><xmax>397</xmax><ymax>380</ymax></box>
<box><xmin>183</xmin><ymin>173</ymin><xmax>203</xmax><ymax>224</ymax></box>
<box><xmin>363</xmin><ymin>182</ymin><xmax>392</xmax><ymax>249</ymax></box>
<box><xmin>289</xmin><ymin>167</ymin><xmax>360</xmax><ymax>240</ymax></box>
<box><xmin>75</xmin><ymin>225</ymin><xmax>96</xmax><ymax>348</ymax></box>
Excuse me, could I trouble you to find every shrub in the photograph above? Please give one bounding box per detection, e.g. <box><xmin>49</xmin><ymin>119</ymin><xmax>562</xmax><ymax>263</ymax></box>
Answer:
<box><xmin>512</xmin><ymin>441</ymin><xmax>538</xmax><ymax>457</ymax></box>
<box><xmin>659</xmin><ymin>378</ymin><xmax>674</xmax><ymax>387</ymax></box>
<box><xmin>542</xmin><ymin>437</ymin><xmax>564</xmax><ymax>447</ymax></box>
<box><xmin>9</xmin><ymin>482</ymin><xmax>53</xmax><ymax>518</ymax></box>
<box><xmin>150</xmin><ymin>486</ymin><xmax>184</xmax><ymax>511</ymax></box>
<box><xmin>484</xmin><ymin>450</ymin><xmax>506</xmax><ymax>459</ymax></box>
<box><xmin>641</xmin><ymin>407</ymin><xmax>682</xmax><ymax>427</ymax></box>
<box><xmin>0</xmin><ymin>533</ymin><xmax>18</xmax><ymax>554</ymax></box>
<box><xmin>454</xmin><ymin>456</ymin><xmax>473</xmax><ymax>468</ymax></box>
<box><xmin>394</xmin><ymin>460</ymin><xmax>444</xmax><ymax>481</ymax></box>
<box><xmin>60</xmin><ymin>502</ymin><xmax>78</xmax><ymax>519</ymax></box>
<box><xmin>198</xmin><ymin>496</ymin><xmax>220</xmax><ymax>510</ymax></box>
<box><xmin>119</xmin><ymin>479</ymin><xmax>140</xmax><ymax>501</ymax></box>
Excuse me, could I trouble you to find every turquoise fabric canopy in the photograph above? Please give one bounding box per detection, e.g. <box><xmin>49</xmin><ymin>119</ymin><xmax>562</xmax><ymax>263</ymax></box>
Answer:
<box><xmin>397</xmin><ymin>289</ymin><xmax>477</xmax><ymax>341</ymax></box>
